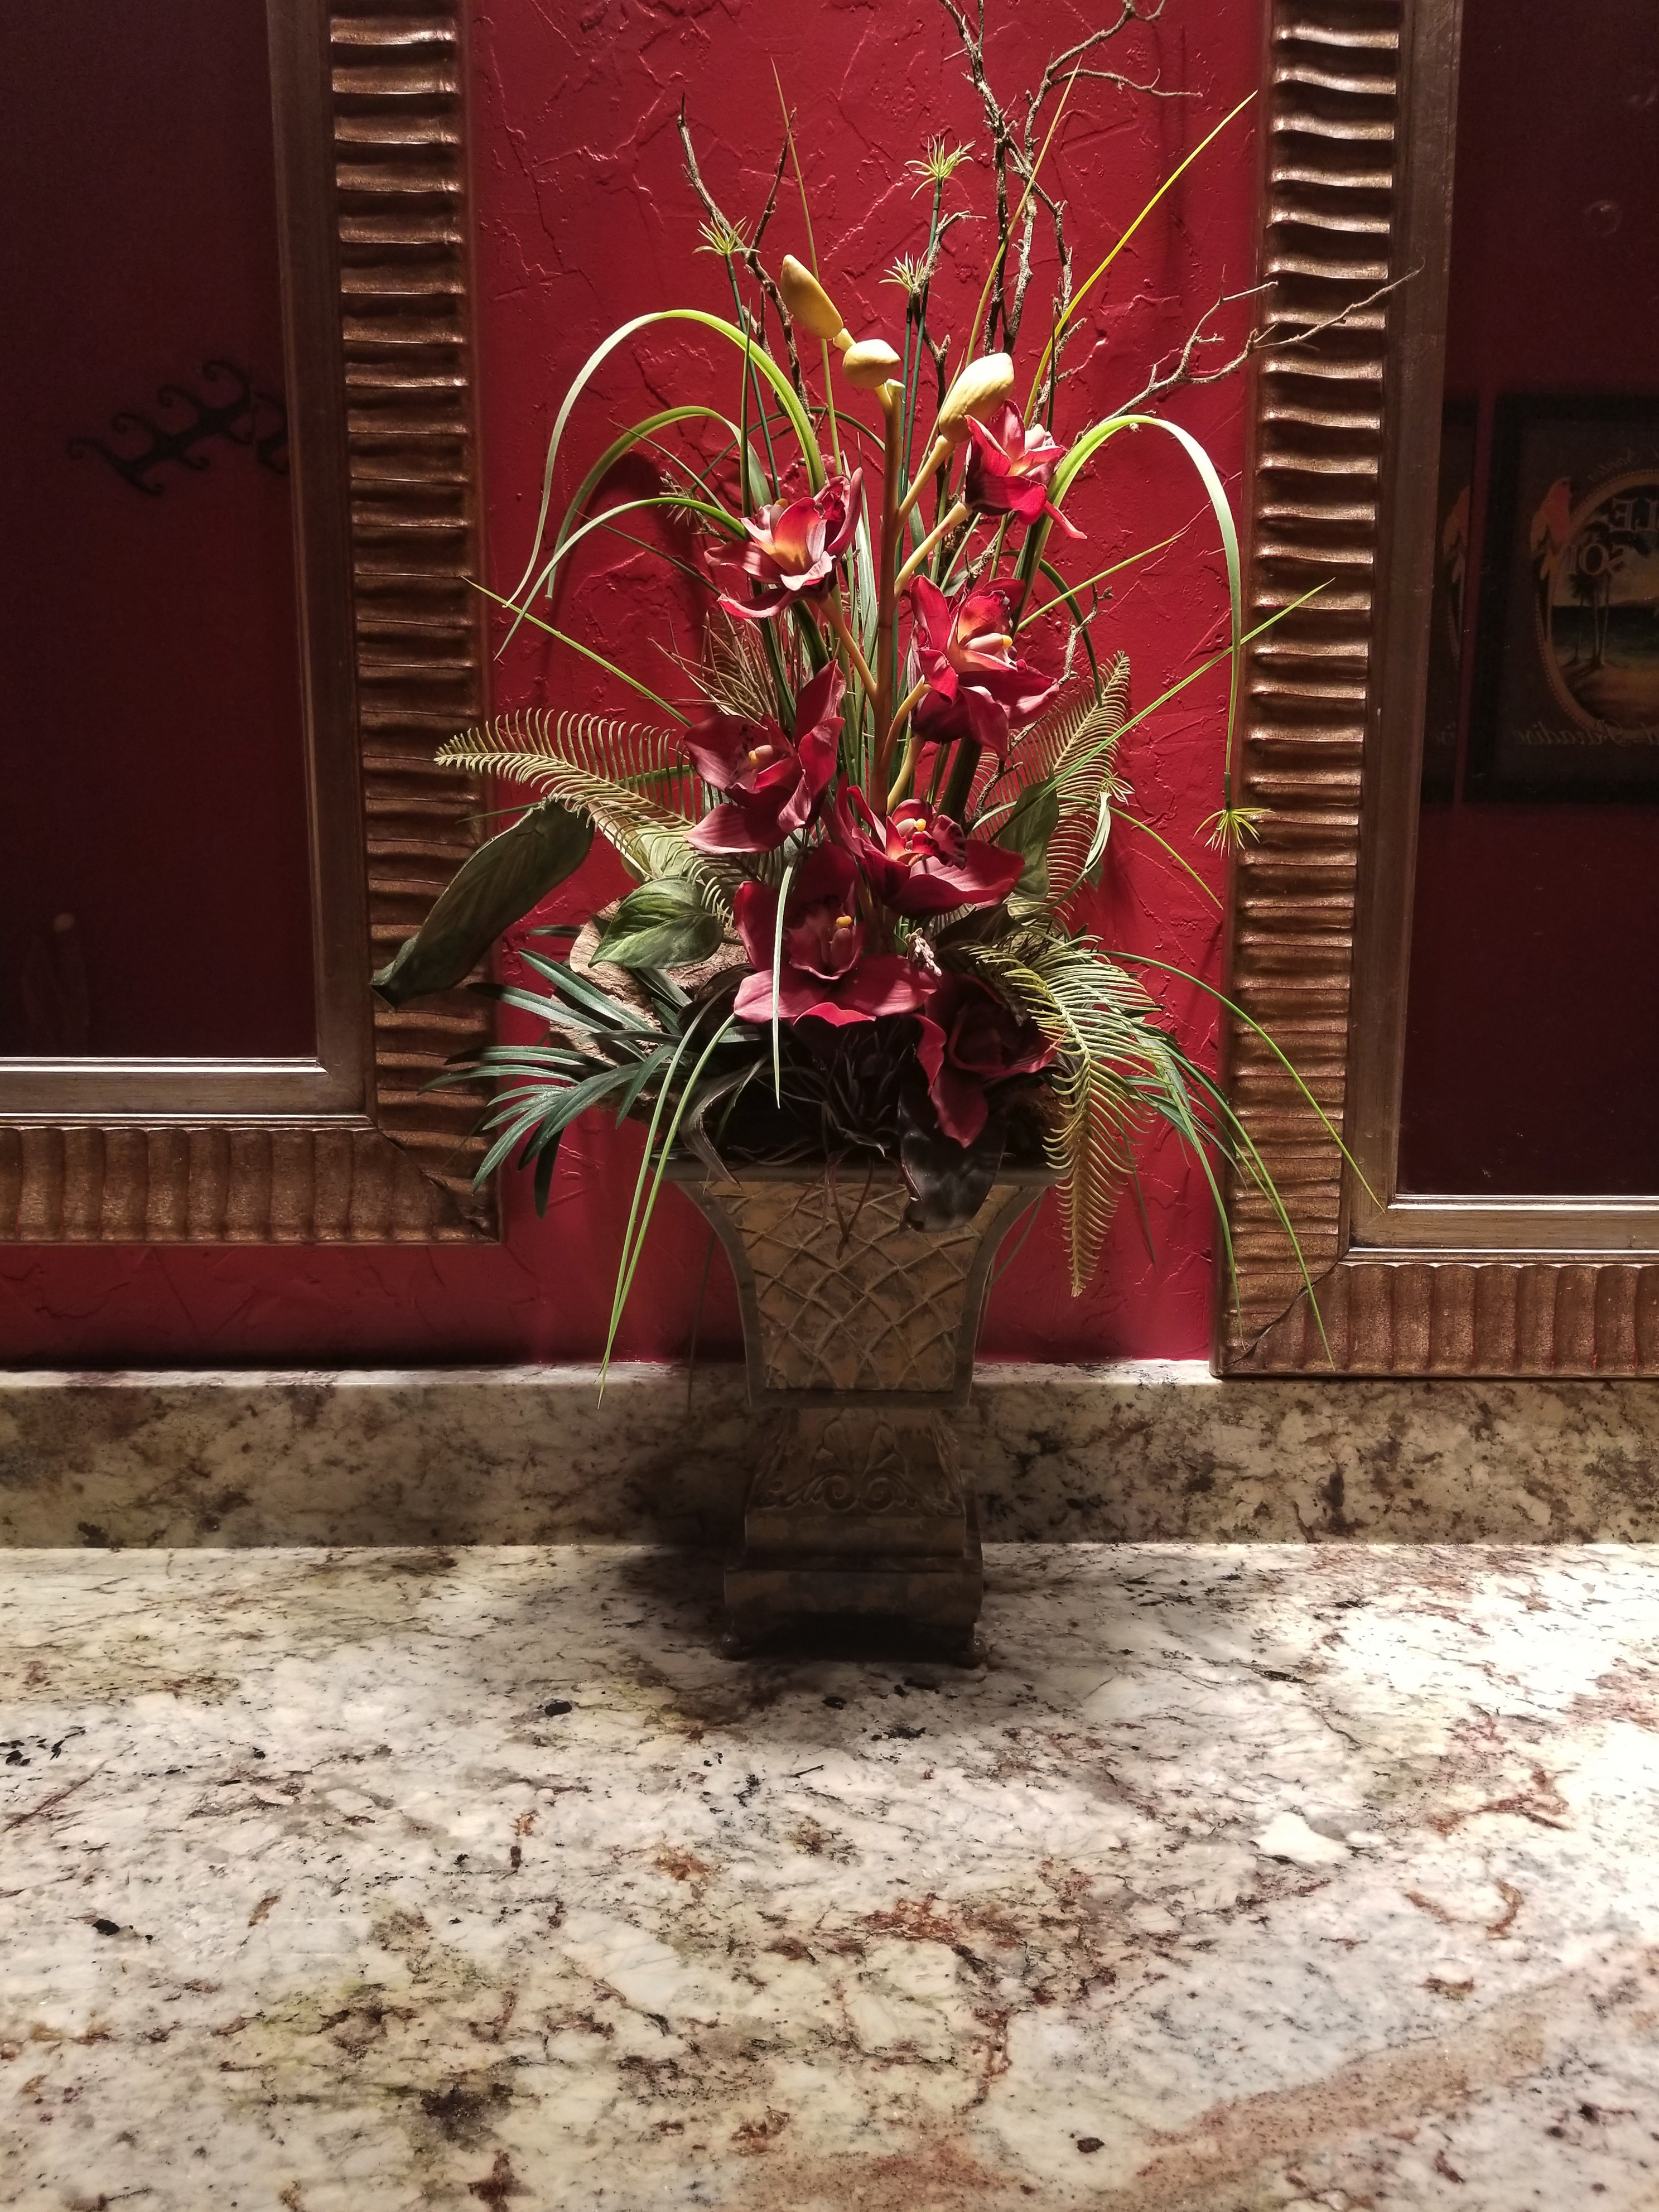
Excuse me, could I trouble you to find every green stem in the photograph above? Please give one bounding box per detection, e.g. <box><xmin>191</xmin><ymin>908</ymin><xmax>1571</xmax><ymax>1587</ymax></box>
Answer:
<box><xmin>823</xmin><ymin>594</ymin><xmax>877</xmax><ymax>697</ymax></box>
<box><xmin>938</xmin><ymin>736</ymin><xmax>981</xmax><ymax>825</ymax></box>
<box><xmin>896</xmin><ymin>500</ymin><xmax>971</xmax><ymax>591</ymax></box>
<box><xmin>870</xmin><ymin>387</ymin><xmax>904</xmax><ymax>804</ymax></box>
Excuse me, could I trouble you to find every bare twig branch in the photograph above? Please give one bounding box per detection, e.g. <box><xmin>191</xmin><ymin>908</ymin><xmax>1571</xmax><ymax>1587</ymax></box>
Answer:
<box><xmin>678</xmin><ymin>103</ymin><xmax>807</xmax><ymax>398</ymax></box>
<box><xmin>936</xmin><ymin>0</ymin><xmax>1176</xmax><ymax>358</ymax></box>
<box><xmin>1109</xmin><ymin>269</ymin><xmax>1414</xmax><ymax>418</ymax></box>
<box><xmin>1256</xmin><ymin>269</ymin><xmax>1418</xmax><ymax>352</ymax></box>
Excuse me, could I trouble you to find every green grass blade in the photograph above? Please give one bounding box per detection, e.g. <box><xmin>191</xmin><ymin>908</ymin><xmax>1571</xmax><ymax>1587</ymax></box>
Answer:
<box><xmin>469</xmin><ymin>581</ymin><xmax>692</xmax><ymax>726</ymax></box>
<box><xmin>1115</xmin><ymin>811</ymin><xmax>1223</xmax><ymax>910</ymax></box>
<box><xmin>510</xmin><ymin>309</ymin><xmax>827</xmax><ymax>624</ymax></box>
<box><xmin>1025</xmin><ymin>93</ymin><xmax>1255</xmax><ymax>405</ymax></box>
<box><xmin>601</xmin><ymin>1014</ymin><xmax>736</xmax><ymax>1389</ymax></box>
<box><xmin>1106</xmin><ymin>948</ymin><xmax>1372</xmax><ymax>1199</ymax></box>
<box><xmin>770</xmin><ymin>859</ymin><xmax>796</xmax><ymax>1106</ymax></box>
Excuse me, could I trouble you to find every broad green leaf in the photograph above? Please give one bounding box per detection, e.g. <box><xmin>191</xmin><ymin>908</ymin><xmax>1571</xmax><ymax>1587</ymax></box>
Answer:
<box><xmin>372</xmin><ymin>799</ymin><xmax>593</xmax><ymax>1007</ymax></box>
<box><xmin>995</xmin><ymin>780</ymin><xmax>1060</xmax><ymax>903</ymax></box>
<box><xmin>592</xmin><ymin>879</ymin><xmax>725</xmax><ymax>971</ymax></box>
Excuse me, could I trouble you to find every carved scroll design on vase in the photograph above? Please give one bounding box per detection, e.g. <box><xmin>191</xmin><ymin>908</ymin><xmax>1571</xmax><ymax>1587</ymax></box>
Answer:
<box><xmin>751</xmin><ymin>1413</ymin><xmax>963</xmax><ymax>1519</ymax></box>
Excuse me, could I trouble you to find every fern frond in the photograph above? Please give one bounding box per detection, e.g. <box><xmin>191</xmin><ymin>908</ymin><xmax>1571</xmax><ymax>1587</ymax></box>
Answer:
<box><xmin>442</xmin><ymin>709</ymin><xmax>692</xmax><ymax>806</ymax></box>
<box><xmin>963</xmin><ymin>931</ymin><xmax>1192</xmax><ymax>1294</ymax></box>
<box><xmin>983</xmin><ymin>658</ymin><xmax>1134</xmax><ymax>915</ymax></box>
<box><xmin>436</xmin><ymin>711</ymin><xmax>735</xmax><ymax>916</ymax></box>
<box><xmin>1014</xmin><ymin>656</ymin><xmax>1131</xmax><ymax>794</ymax></box>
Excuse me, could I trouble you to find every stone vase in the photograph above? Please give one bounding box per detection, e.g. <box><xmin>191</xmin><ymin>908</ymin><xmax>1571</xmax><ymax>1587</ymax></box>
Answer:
<box><xmin>667</xmin><ymin>1159</ymin><xmax>1050</xmax><ymax>1659</ymax></box>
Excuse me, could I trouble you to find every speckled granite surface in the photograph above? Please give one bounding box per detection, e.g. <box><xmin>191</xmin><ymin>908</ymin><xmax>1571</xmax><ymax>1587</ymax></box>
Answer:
<box><xmin>5</xmin><ymin>1364</ymin><xmax>1659</xmax><ymax>1549</ymax></box>
<box><xmin>3</xmin><ymin>1541</ymin><xmax>1658</xmax><ymax>2209</ymax></box>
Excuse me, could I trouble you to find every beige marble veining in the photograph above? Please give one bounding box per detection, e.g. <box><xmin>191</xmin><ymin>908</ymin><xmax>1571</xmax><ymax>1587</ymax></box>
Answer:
<box><xmin>7</xmin><ymin>1364</ymin><xmax>1659</xmax><ymax>1548</ymax></box>
<box><xmin>3</xmin><ymin>1541</ymin><xmax>1659</xmax><ymax>2208</ymax></box>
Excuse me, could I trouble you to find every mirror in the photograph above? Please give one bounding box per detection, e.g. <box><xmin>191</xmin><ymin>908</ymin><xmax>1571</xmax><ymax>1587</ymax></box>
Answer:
<box><xmin>1398</xmin><ymin>0</ymin><xmax>1659</xmax><ymax>1196</ymax></box>
<box><xmin>1</xmin><ymin>1</ymin><xmax>316</xmax><ymax>1060</ymax></box>
<box><xmin>1218</xmin><ymin>0</ymin><xmax>1659</xmax><ymax>1373</ymax></box>
<box><xmin>0</xmin><ymin>0</ymin><xmax>496</xmax><ymax>1245</ymax></box>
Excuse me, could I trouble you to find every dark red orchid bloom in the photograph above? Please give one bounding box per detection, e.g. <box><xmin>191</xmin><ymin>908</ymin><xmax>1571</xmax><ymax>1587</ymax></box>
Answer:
<box><xmin>917</xmin><ymin>973</ymin><xmax>1054</xmax><ymax>1146</ymax></box>
<box><xmin>686</xmin><ymin>664</ymin><xmax>844</xmax><ymax>855</ymax></box>
<box><xmin>964</xmin><ymin>402</ymin><xmax>1082</xmax><ymax>537</ymax></box>
<box><xmin>908</xmin><ymin>576</ymin><xmax>1058</xmax><ymax>757</ymax></box>
<box><xmin>832</xmin><ymin>789</ymin><xmax>1021</xmax><ymax>918</ymax></box>
<box><xmin>733</xmin><ymin>846</ymin><xmax>924</xmax><ymax>1029</ymax></box>
<box><xmin>718</xmin><ymin>471</ymin><xmax>864</xmax><ymax>623</ymax></box>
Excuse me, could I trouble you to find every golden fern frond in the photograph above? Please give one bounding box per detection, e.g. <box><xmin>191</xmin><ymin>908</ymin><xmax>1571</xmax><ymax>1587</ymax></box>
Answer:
<box><xmin>436</xmin><ymin>712</ymin><xmax>734</xmax><ymax>917</ymax></box>
<box><xmin>696</xmin><ymin>613</ymin><xmax>777</xmax><ymax>724</ymax></box>
<box><xmin>1037</xmin><ymin>659</ymin><xmax>1132</xmax><ymax>910</ymax></box>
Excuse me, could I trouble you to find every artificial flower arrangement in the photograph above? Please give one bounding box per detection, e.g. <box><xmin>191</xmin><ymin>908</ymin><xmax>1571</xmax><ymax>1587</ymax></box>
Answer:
<box><xmin>376</xmin><ymin>45</ymin><xmax>1327</xmax><ymax>1364</ymax></box>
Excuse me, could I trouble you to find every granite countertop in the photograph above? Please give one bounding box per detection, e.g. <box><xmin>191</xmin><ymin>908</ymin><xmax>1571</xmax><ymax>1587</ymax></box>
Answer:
<box><xmin>3</xmin><ymin>1540</ymin><xmax>1658</xmax><ymax>2208</ymax></box>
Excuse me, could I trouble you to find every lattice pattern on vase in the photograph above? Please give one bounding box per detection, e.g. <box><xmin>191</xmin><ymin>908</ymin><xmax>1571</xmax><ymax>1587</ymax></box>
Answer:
<box><xmin>711</xmin><ymin>1173</ymin><xmax>1011</xmax><ymax>1396</ymax></box>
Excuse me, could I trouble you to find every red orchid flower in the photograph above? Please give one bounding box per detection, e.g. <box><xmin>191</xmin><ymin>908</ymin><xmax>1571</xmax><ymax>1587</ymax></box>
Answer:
<box><xmin>832</xmin><ymin>789</ymin><xmax>1021</xmax><ymax>918</ymax></box>
<box><xmin>732</xmin><ymin>846</ymin><xmax>924</xmax><ymax>1029</ymax></box>
<box><xmin>718</xmin><ymin>471</ymin><xmax>864</xmax><ymax>623</ymax></box>
<box><xmin>964</xmin><ymin>402</ymin><xmax>1082</xmax><ymax>537</ymax></box>
<box><xmin>917</xmin><ymin>973</ymin><xmax>1054</xmax><ymax>1146</ymax></box>
<box><xmin>686</xmin><ymin>664</ymin><xmax>844</xmax><ymax>855</ymax></box>
<box><xmin>908</xmin><ymin>577</ymin><xmax>1058</xmax><ymax>756</ymax></box>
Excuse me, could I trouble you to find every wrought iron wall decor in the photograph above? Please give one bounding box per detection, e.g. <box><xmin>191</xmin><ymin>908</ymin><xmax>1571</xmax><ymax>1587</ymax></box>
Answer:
<box><xmin>68</xmin><ymin>359</ymin><xmax>289</xmax><ymax>495</ymax></box>
<box><xmin>1217</xmin><ymin>0</ymin><xmax>1659</xmax><ymax>1376</ymax></box>
<box><xmin>1</xmin><ymin>0</ymin><xmax>495</xmax><ymax>1246</ymax></box>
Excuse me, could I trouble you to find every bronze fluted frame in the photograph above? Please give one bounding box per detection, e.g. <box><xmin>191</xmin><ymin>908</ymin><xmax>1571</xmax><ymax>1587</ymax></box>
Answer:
<box><xmin>0</xmin><ymin>0</ymin><xmax>496</xmax><ymax>1244</ymax></box>
<box><xmin>1217</xmin><ymin>0</ymin><xmax>1659</xmax><ymax>1375</ymax></box>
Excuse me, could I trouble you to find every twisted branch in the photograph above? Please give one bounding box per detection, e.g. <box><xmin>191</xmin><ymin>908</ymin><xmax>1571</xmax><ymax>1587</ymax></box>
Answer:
<box><xmin>677</xmin><ymin>103</ymin><xmax>807</xmax><ymax>398</ymax></box>
<box><xmin>936</xmin><ymin>0</ymin><xmax>1192</xmax><ymax>360</ymax></box>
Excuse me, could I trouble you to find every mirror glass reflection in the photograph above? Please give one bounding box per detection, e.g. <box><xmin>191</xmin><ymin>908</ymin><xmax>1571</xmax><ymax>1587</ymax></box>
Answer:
<box><xmin>1397</xmin><ymin>0</ymin><xmax>1659</xmax><ymax>1195</ymax></box>
<box><xmin>0</xmin><ymin>1</ymin><xmax>316</xmax><ymax>1059</ymax></box>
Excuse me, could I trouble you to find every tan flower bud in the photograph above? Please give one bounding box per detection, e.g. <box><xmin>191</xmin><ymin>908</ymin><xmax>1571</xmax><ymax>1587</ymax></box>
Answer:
<box><xmin>779</xmin><ymin>254</ymin><xmax>851</xmax><ymax>347</ymax></box>
<box><xmin>841</xmin><ymin>338</ymin><xmax>902</xmax><ymax>391</ymax></box>
<box><xmin>933</xmin><ymin>352</ymin><xmax>1016</xmax><ymax>445</ymax></box>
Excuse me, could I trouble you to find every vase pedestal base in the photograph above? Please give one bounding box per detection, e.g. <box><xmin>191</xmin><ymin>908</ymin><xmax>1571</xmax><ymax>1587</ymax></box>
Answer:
<box><xmin>720</xmin><ymin>1406</ymin><xmax>985</xmax><ymax>1662</ymax></box>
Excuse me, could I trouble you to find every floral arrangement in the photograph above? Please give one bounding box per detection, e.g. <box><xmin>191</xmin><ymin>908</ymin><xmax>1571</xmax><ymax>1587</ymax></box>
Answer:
<box><xmin>377</xmin><ymin>25</ymin><xmax>1325</xmax><ymax>1359</ymax></box>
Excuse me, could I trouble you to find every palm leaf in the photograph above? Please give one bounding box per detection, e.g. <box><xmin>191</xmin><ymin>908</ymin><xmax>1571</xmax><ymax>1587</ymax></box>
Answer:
<box><xmin>436</xmin><ymin>711</ymin><xmax>735</xmax><ymax>915</ymax></box>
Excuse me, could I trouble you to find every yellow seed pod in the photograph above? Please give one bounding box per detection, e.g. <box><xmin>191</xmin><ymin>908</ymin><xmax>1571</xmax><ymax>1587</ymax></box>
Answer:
<box><xmin>779</xmin><ymin>254</ymin><xmax>851</xmax><ymax>347</ymax></box>
<box><xmin>933</xmin><ymin>352</ymin><xmax>1016</xmax><ymax>444</ymax></box>
<box><xmin>841</xmin><ymin>339</ymin><xmax>902</xmax><ymax>390</ymax></box>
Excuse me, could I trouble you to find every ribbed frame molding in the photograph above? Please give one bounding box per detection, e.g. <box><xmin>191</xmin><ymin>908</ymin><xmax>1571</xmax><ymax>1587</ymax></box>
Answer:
<box><xmin>1217</xmin><ymin>0</ymin><xmax>1398</xmax><ymax>1367</ymax></box>
<box><xmin>1218</xmin><ymin>0</ymin><xmax>1659</xmax><ymax>1375</ymax></box>
<box><xmin>0</xmin><ymin>1124</ymin><xmax>471</xmax><ymax>1244</ymax></box>
<box><xmin>334</xmin><ymin>0</ymin><xmax>493</xmax><ymax>1233</ymax></box>
<box><xmin>0</xmin><ymin>0</ymin><xmax>494</xmax><ymax>1246</ymax></box>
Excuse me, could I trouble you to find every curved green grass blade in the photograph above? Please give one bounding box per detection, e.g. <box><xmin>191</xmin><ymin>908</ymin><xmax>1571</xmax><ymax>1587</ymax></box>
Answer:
<box><xmin>601</xmin><ymin>1013</ymin><xmax>737</xmax><ymax>1389</ymax></box>
<box><xmin>1049</xmin><ymin>413</ymin><xmax>1244</xmax><ymax>780</ymax></box>
<box><xmin>1103</xmin><ymin>947</ymin><xmax>1373</xmax><ymax>1200</ymax></box>
<box><xmin>1025</xmin><ymin>93</ymin><xmax>1255</xmax><ymax>406</ymax></box>
<box><xmin>469</xmin><ymin>580</ymin><xmax>691</xmax><ymax>726</ymax></box>
<box><xmin>512</xmin><ymin>310</ymin><xmax>827</xmax><ymax>623</ymax></box>
<box><xmin>1114</xmin><ymin>810</ymin><xmax>1223</xmax><ymax>910</ymax></box>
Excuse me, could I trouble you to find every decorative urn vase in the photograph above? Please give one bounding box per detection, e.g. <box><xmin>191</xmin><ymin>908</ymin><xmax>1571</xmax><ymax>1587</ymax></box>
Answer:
<box><xmin>668</xmin><ymin>1160</ymin><xmax>1049</xmax><ymax>1659</ymax></box>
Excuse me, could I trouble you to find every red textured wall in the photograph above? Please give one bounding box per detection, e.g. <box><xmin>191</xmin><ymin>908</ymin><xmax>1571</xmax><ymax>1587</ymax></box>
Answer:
<box><xmin>0</xmin><ymin>0</ymin><xmax>1257</xmax><ymax>1368</ymax></box>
